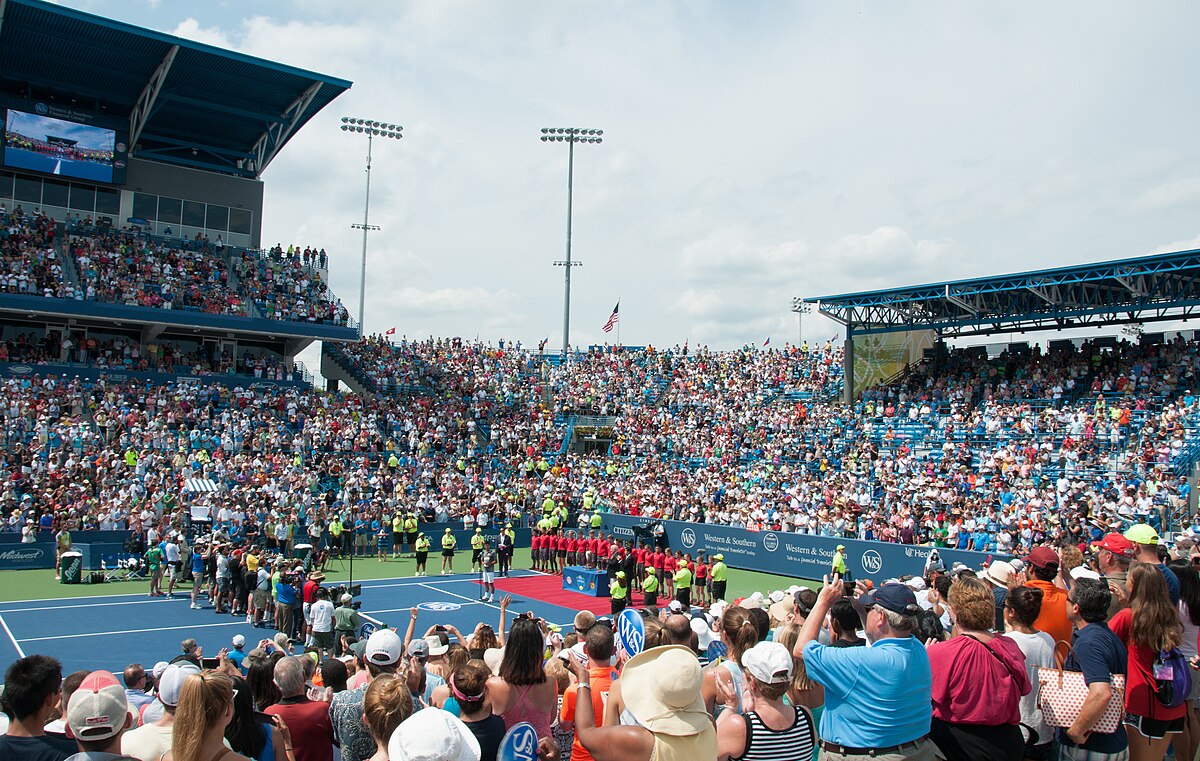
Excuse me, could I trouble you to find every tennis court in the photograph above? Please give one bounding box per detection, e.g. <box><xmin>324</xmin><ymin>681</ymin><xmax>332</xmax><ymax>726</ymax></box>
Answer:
<box><xmin>0</xmin><ymin>569</ymin><xmax>588</xmax><ymax>675</ymax></box>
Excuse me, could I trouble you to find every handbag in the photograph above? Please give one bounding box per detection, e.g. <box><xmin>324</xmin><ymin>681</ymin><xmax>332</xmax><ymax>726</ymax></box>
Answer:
<box><xmin>1037</xmin><ymin>640</ymin><xmax>1125</xmax><ymax>735</ymax></box>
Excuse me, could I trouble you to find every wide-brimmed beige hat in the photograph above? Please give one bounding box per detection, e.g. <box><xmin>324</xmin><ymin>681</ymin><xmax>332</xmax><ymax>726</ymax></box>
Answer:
<box><xmin>982</xmin><ymin>560</ymin><xmax>1015</xmax><ymax>587</ymax></box>
<box><xmin>619</xmin><ymin>645</ymin><xmax>711</xmax><ymax>737</ymax></box>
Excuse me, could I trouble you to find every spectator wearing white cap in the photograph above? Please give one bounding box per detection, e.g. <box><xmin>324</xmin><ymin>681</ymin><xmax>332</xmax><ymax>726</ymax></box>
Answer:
<box><xmin>227</xmin><ymin>636</ymin><xmax>249</xmax><ymax>675</ymax></box>
<box><xmin>565</xmin><ymin>645</ymin><xmax>716</xmax><ymax>761</ymax></box>
<box><xmin>715</xmin><ymin>641</ymin><xmax>817</xmax><ymax>761</ymax></box>
<box><xmin>387</xmin><ymin>707</ymin><xmax>480</xmax><ymax>761</ymax></box>
<box><xmin>122</xmin><ymin>663</ymin><xmax>200</xmax><ymax>761</ymax></box>
<box><xmin>63</xmin><ymin>671</ymin><xmax>134</xmax><ymax>761</ymax></box>
<box><xmin>330</xmin><ymin>629</ymin><xmax>404</xmax><ymax>761</ymax></box>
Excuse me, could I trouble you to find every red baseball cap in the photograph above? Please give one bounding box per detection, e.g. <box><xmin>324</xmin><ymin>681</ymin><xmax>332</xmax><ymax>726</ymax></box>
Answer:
<box><xmin>1026</xmin><ymin>546</ymin><xmax>1060</xmax><ymax>569</ymax></box>
<box><xmin>1090</xmin><ymin>533</ymin><xmax>1135</xmax><ymax>559</ymax></box>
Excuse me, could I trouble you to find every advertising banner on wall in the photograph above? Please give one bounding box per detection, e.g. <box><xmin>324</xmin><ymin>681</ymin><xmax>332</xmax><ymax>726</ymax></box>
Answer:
<box><xmin>600</xmin><ymin>514</ymin><xmax>1003</xmax><ymax>586</ymax></box>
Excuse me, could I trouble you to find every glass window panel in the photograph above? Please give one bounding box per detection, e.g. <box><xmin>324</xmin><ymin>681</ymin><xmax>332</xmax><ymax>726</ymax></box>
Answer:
<box><xmin>0</xmin><ymin>171</ymin><xmax>13</xmax><ymax>199</ymax></box>
<box><xmin>182</xmin><ymin>200</ymin><xmax>205</xmax><ymax>227</ymax></box>
<box><xmin>95</xmin><ymin>187</ymin><xmax>119</xmax><ymax>215</ymax></box>
<box><xmin>157</xmin><ymin>197</ymin><xmax>182</xmax><ymax>225</ymax></box>
<box><xmin>68</xmin><ymin>184</ymin><xmax>96</xmax><ymax>212</ymax></box>
<box><xmin>228</xmin><ymin>208</ymin><xmax>252</xmax><ymax>235</ymax></box>
<box><xmin>205</xmin><ymin>204</ymin><xmax>228</xmax><ymax>232</ymax></box>
<box><xmin>132</xmin><ymin>192</ymin><xmax>157</xmax><ymax>221</ymax></box>
<box><xmin>14</xmin><ymin>175</ymin><xmax>41</xmax><ymax>203</ymax></box>
<box><xmin>41</xmin><ymin>179</ymin><xmax>69</xmax><ymax>208</ymax></box>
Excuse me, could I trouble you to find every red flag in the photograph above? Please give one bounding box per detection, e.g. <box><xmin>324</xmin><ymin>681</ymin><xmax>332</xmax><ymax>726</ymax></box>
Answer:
<box><xmin>385</xmin><ymin>327</ymin><xmax>396</xmax><ymax>335</ymax></box>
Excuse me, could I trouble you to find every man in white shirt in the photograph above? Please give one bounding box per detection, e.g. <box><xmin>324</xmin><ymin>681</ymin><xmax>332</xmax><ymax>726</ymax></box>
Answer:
<box><xmin>310</xmin><ymin>587</ymin><xmax>335</xmax><ymax>658</ymax></box>
<box><xmin>121</xmin><ymin>663</ymin><xmax>198</xmax><ymax>761</ymax></box>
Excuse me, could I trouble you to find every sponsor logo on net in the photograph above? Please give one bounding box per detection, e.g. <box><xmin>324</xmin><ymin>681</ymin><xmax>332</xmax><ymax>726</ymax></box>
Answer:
<box><xmin>862</xmin><ymin>549</ymin><xmax>883</xmax><ymax>574</ymax></box>
<box><xmin>680</xmin><ymin>527</ymin><xmax>697</xmax><ymax>548</ymax></box>
<box><xmin>762</xmin><ymin>532</ymin><xmax>779</xmax><ymax>552</ymax></box>
<box><xmin>0</xmin><ymin>547</ymin><xmax>44</xmax><ymax>561</ymax></box>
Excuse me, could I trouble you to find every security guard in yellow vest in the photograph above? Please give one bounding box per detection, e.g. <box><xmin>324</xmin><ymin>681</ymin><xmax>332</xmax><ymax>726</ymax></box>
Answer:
<box><xmin>471</xmin><ymin>528</ymin><xmax>485</xmax><ymax>572</ymax></box>
<box><xmin>642</xmin><ymin>566</ymin><xmax>660</xmax><ymax>610</ymax></box>
<box><xmin>590</xmin><ymin>510</ymin><xmax>602</xmax><ymax>530</ymax></box>
<box><xmin>391</xmin><ymin>514</ymin><xmax>404</xmax><ymax>558</ymax></box>
<box><xmin>673</xmin><ymin>560</ymin><xmax>694</xmax><ymax>609</ymax></box>
<box><xmin>441</xmin><ymin>528</ymin><xmax>457</xmax><ymax>575</ymax></box>
<box><xmin>403</xmin><ymin>513</ymin><xmax>418</xmax><ymax>556</ymax></box>
<box><xmin>610</xmin><ymin>571</ymin><xmax>628</xmax><ymax>615</ymax></box>
<box><xmin>414</xmin><ymin>532</ymin><xmax>431</xmax><ymax>576</ymax></box>
<box><xmin>710</xmin><ymin>553</ymin><xmax>729</xmax><ymax>602</ymax></box>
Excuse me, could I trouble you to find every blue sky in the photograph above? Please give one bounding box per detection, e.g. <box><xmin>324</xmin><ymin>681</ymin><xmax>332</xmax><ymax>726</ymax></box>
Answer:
<box><xmin>48</xmin><ymin>0</ymin><xmax>1200</xmax><ymax>350</ymax></box>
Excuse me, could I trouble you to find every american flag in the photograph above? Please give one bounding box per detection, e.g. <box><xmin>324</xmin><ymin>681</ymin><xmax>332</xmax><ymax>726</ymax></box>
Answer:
<box><xmin>602</xmin><ymin>302</ymin><xmax>620</xmax><ymax>333</ymax></box>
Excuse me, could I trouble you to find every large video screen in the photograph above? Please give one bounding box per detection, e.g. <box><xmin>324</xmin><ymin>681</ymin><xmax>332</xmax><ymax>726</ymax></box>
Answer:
<box><xmin>3</xmin><ymin>109</ymin><xmax>122</xmax><ymax>184</ymax></box>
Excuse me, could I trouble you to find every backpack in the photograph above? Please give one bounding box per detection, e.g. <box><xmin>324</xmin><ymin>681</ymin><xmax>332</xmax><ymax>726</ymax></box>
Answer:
<box><xmin>1153</xmin><ymin>647</ymin><xmax>1192</xmax><ymax>708</ymax></box>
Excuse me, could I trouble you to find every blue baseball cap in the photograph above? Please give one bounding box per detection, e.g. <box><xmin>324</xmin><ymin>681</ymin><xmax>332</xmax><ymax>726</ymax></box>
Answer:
<box><xmin>860</xmin><ymin>583</ymin><xmax>921</xmax><ymax>616</ymax></box>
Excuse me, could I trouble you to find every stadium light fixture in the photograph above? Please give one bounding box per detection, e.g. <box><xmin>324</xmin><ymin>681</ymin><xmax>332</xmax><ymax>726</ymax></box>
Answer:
<box><xmin>791</xmin><ymin>298</ymin><xmax>813</xmax><ymax>344</ymax></box>
<box><xmin>340</xmin><ymin>116</ymin><xmax>403</xmax><ymax>338</ymax></box>
<box><xmin>541</xmin><ymin>127</ymin><xmax>604</xmax><ymax>355</ymax></box>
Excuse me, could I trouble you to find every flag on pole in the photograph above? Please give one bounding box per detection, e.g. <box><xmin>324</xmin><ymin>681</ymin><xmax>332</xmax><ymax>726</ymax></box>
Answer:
<box><xmin>762</xmin><ymin>336</ymin><xmax>771</xmax><ymax>347</ymax></box>
<box><xmin>602</xmin><ymin>302</ymin><xmax>620</xmax><ymax>334</ymax></box>
<box><xmin>385</xmin><ymin>327</ymin><xmax>396</xmax><ymax>335</ymax></box>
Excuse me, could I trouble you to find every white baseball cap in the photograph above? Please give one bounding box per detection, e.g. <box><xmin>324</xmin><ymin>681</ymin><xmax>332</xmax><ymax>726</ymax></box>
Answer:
<box><xmin>365</xmin><ymin>629</ymin><xmax>404</xmax><ymax>666</ymax></box>
<box><xmin>741</xmin><ymin>641</ymin><xmax>793</xmax><ymax>685</ymax></box>
<box><xmin>387</xmin><ymin>707</ymin><xmax>480</xmax><ymax>761</ymax></box>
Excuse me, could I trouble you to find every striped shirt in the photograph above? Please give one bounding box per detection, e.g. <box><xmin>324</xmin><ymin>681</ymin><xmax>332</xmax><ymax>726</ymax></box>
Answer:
<box><xmin>733</xmin><ymin>707</ymin><xmax>817</xmax><ymax>761</ymax></box>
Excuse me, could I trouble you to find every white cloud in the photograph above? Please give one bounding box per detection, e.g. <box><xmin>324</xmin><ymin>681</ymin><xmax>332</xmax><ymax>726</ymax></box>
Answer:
<box><xmin>47</xmin><ymin>0</ymin><xmax>1200</xmax><ymax>359</ymax></box>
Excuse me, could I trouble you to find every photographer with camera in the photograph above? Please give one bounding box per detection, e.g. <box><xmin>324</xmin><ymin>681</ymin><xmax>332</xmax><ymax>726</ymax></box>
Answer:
<box><xmin>334</xmin><ymin>593</ymin><xmax>361</xmax><ymax>656</ymax></box>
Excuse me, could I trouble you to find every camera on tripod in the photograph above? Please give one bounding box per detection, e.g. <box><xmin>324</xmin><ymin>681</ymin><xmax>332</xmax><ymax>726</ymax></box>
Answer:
<box><xmin>329</xmin><ymin>583</ymin><xmax>362</xmax><ymax>608</ymax></box>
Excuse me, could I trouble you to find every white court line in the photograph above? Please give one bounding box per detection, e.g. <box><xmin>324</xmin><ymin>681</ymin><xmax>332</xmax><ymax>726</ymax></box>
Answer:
<box><xmin>1</xmin><ymin>597</ymin><xmax>191</xmax><ymax>614</ymax></box>
<box><xmin>18</xmin><ymin>619</ymin><xmax>244</xmax><ymax>643</ymax></box>
<box><xmin>0</xmin><ymin>570</ymin><xmax>541</xmax><ymax>607</ymax></box>
<box><xmin>414</xmin><ymin>582</ymin><xmax>565</xmax><ymax>628</ymax></box>
<box><xmin>0</xmin><ymin>613</ymin><xmax>26</xmax><ymax>657</ymax></box>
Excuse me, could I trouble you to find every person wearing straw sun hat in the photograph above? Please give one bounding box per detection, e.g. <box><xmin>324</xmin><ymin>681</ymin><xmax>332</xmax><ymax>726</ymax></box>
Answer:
<box><xmin>566</xmin><ymin>645</ymin><xmax>717</xmax><ymax>761</ymax></box>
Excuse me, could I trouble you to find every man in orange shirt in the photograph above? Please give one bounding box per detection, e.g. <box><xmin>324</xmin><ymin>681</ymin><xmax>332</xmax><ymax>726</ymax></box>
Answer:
<box><xmin>559</xmin><ymin>623</ymin><xmax>619</xmax><ymax>761</ymax></box>
<box><xmin>1024</xmin><ymin>545</ymin><xmax>1072</xmax><ymax>647</ymax></box>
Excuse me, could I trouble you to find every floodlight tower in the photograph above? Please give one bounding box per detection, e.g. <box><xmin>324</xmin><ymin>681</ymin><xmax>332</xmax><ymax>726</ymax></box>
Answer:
<box><xmin>340</xmin><ymin>117</ymin><xmax>403</xmax><ymax>336</ymax></box>
<box><xmin>791</xmin><ymin>298</ymin><xmax>812</xmax><ymax>344</ymax></box>
<box><xmin>540</xmin><ymin>127</ymin><xmax>603</xmax><ymax>355</ymax></box>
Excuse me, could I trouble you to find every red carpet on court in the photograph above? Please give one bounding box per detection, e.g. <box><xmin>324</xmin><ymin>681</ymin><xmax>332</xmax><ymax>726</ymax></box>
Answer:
<box><xmin>491</xmin><ymin>574</ymin><xmax>645</xmax><ymax>616</ymax></box>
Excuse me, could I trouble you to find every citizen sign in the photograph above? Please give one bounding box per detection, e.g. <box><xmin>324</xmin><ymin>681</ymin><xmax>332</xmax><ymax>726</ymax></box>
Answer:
<box><xmin>762</xmin><ymin>532</ymin><xmax>779</xmax><ymax>552</ymax></box>
<box><xmin>0</xmin><ymin>548</ymin><xmax>44</xmax><ymax>561</ymax></box>
<box><xmin>861</xmin><ymin>550</ymin><xmax>883</xmax><ymax>574</ymax></box>
<box><xmin>680</xmin><ymin>528</ymin><xmax>697</xmax><ymax>548</ymax></box>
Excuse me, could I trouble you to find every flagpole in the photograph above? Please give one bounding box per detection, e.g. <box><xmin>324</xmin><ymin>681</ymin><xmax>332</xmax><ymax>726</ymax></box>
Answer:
<box><xmin>617</xmin><ymin>296</ymin><xmax>621</xmax><ymax>347</ymax></box>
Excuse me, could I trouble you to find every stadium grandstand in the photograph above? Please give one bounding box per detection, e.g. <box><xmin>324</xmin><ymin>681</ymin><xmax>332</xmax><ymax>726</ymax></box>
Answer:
<box><xmin>0</xmin><ymin>0</ymin><xmax>356</xmax><ymax>396</ymax></box>
<box><xmin>2</xmin><ymin>3</ymin><xmax>1200</xmax><ymax>761</ymax></box>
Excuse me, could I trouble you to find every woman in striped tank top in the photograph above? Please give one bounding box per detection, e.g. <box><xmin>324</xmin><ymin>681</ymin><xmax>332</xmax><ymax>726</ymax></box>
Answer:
<box><xmin>715</xmin><ymin>641</ymin><xmax>817</xmax><ymax>761</ymax></box>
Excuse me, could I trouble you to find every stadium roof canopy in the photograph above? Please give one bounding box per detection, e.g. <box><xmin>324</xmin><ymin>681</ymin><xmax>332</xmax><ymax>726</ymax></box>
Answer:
<box><xmin>806</xmin><ymin>248</ymin><xmax>1200</xmax><ymax>338</ymax></box>
<box><xmin>0</xmin><ymin>0</ymin><xmax>351</xmax><ymax>178</ymax></box>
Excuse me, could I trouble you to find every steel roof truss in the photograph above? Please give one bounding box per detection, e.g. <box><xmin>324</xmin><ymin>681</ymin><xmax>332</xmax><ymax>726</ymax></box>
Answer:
<box><xmin>129</xmin><ymin>43</ymin><xmax>177</xmax><ymax>155</ymax></box>
<box><xmin>249</xmin><ymin>80</ymin><xmax>321</xmax><ymax>177</ymax></box>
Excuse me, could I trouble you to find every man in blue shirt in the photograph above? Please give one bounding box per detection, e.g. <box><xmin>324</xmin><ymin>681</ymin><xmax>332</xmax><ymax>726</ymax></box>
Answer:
<box><xmin>226</xmin><ymin>634</ymin><xmax>249</xmax><ymax>674</ymax></box>
<box><xmin>1058</xmin><ymin>578</ymin><xmax>1127</xmax><ymax>759</ymax></box>
<box><xmin>1126</xmin><ymin>524</ymin><xmax>1180</xmax><ymax>605</ymax></box>
<box><xmin>796</xmin><ymin>578</ymin><xmax>937</xmax><ymax>759</ymax></box>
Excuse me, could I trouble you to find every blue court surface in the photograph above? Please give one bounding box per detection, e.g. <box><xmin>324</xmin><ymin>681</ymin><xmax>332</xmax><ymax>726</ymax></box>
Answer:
<box><xmin>0</xmin><ymin>570</ymin><xmax>581</xmax><ymax>674</ymax></box>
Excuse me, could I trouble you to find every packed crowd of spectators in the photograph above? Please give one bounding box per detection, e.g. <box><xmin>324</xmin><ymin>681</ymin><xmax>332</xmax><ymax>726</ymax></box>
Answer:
<box><xmin>234</xmin><ymin>248</ymin><xmax>348</xmax><ymax>326</ymax></box>
<box><xmin>7</xmin><ymin>526</ymin><xmax>1200</xmax><ymax>761</ymax></box>
<box><xmin>0</xmin><ymin>217</ymin><xmax>350</xmax><ymax>327</ymax></box>
<box><xmin>70</xmin><ymin>230</ymin><xmax>245</xmax><ymax>314</ymax></box>
<box><xmin>1</xmin><ymin>211</ymin><xmax>79</xmax><ymax>299</ymax></box>
<box><xmin>1</xmin><ymin>335</ymin><xmax>1197</xmax><ymax>565</ymax></box>
<box><xmin>0</xmin><ymin>330</ymin><xmax>301</xmax><ymax>380</ymax></box>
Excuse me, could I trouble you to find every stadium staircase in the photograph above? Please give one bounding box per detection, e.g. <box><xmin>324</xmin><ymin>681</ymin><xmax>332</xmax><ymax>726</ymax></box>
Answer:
<box><xmin>320</xmin><ymin>343</ymin><xmax>376</xmax><ymax>396</ymax></box>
